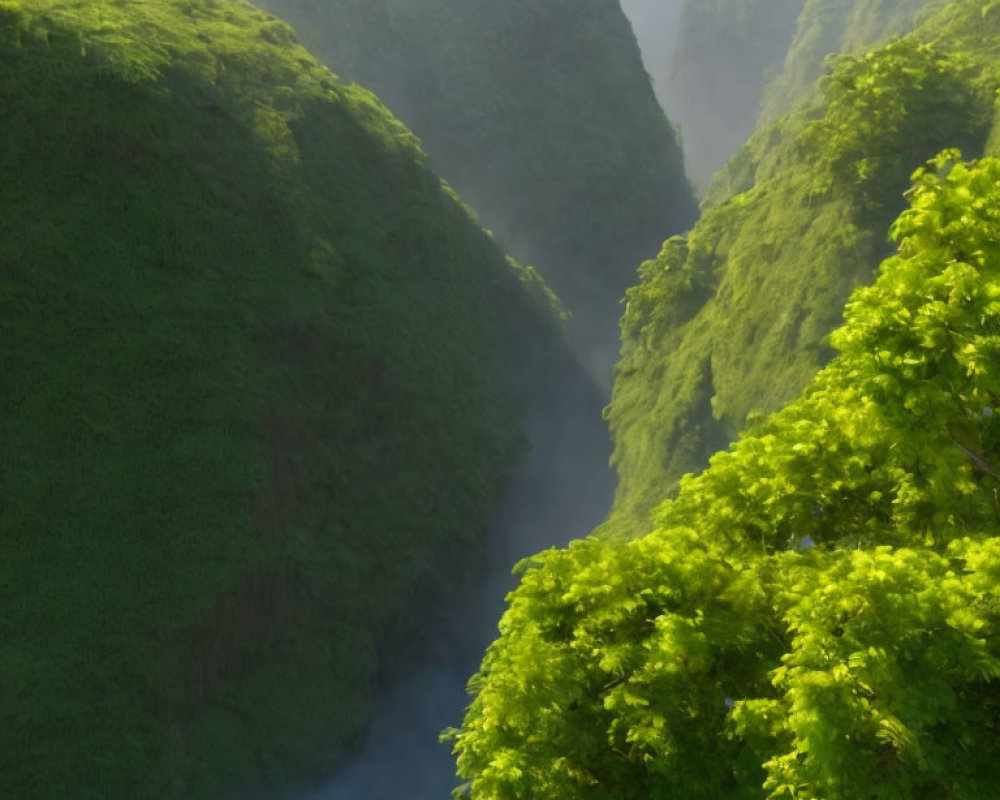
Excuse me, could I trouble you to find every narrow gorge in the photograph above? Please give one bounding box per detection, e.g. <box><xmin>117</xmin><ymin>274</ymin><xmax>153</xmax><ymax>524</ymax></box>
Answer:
<box><xmin>5</xmin><ymin>2</ymin><xmax>1000</xmax><ymax>799</ymax></box>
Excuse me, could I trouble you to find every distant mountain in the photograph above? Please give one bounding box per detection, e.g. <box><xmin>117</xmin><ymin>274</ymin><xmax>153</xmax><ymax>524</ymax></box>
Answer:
<box><xmin>618</xmin><ymin>0</ymin><xmax>685</xmax><ymax>108</ymax></box>
<box><xmin>604</xmin><ymin>0</ymin><xmax>995</xmax><ymax>531</ymax></box>
<box><xmin>632</xmin><ymin>0</ymin><xmax>942</xmax><ymax>187</ymax></box>
<box><xmin>762</xmin><ymin>0</ymin><xmax>947</xmax><ymax>119</ymax></box>
<box><xmin>656</xmin><ymin>0</ymin><xmax>805</xmax><ymax>187</ymax></box>
<box><xmin>255</xmin><ymin>0</ymin><xmax>699</xmax><ymax>380</ymax></box>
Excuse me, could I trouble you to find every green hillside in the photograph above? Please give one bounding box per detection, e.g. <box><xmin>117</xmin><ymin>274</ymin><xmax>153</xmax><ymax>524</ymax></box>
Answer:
<box><xmin>255</xmin><ymin>0</ymin><xmax>698</xmax><ymax>378</ymax></box>
<box><xmin>605</xmin><ymin>2</ymin><xmax>997</xmax><ymax>532</ymax></box>
<box><xmin>0</xmin><ymin>1</ymin><xmax>575</xmax><ymax>796</ymax></box>
<box><xmin>453</xmin><ymin>145</ymin><xmax>1000</xmax><ymax>800</ymax></box>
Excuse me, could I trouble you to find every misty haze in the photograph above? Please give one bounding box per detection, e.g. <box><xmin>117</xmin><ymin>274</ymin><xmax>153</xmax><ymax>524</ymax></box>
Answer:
<box><xmin>6</xmin><ymin>1</ymin><xmax>1000</xmax><ymax>800</ymax></box>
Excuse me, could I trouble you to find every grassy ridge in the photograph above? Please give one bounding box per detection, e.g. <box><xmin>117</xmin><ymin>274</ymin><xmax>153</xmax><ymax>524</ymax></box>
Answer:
<box><xmin>0</xmin><ymin>1</ymin><xmax>568</xmax><ymax>796</ymax></box>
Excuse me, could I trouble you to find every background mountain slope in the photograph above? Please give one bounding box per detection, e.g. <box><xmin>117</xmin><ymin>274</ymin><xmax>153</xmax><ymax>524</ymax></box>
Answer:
<box><xmin>761</xmin><ymin>0</ymin><xmax>948</xmax><ymax>119</ymax></box>
<box><xmin>653</xmin><ymin>0</ymin><xmax>806</xmax><ymax>187</ymax></box>
<box><xmin>632</xmin><ymin>0</ymin><xmax>944</xmax><ymax>187</ymax></box>
<box><xmin>254</xmin><ymin>0</ymin><xmax>699</xmax><ymax>380</ymax></box>
<box><xmin>0</xmin><ymin>1</ymin><xmax>588</xmax><ymax>796</ymax></box>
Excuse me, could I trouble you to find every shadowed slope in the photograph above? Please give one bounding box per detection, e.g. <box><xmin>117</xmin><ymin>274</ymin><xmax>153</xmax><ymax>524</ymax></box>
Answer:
<box><xmin>0</xmin><ymin>1</ymin><xmax>581</xmax><ymax>796</ymax></box>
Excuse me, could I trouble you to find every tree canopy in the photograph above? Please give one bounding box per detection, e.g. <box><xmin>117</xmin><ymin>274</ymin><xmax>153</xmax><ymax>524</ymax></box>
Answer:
<box><xmin>450</xmin><ymin>152</ymin><xmax>1000</xmax><ymax>799</ymax></box>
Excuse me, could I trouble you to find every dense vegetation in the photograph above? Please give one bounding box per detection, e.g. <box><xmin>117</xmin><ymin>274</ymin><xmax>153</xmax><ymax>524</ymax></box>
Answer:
<box><xmin>11</xmin><ymin>0</ymin><xmax>1000</xmax><ymax>797</ymax></box>
<box><xmin>255</xmin><ymin>0</ymin><xmax>698</xmax><ymax>378</ymax></box>
<box><xmin>452</xmin><ymin>148</ymin><xmax>1000</xmax><ymax>799</ymax></box>
<box><xmin>452</xmin><ymin>2</ymin><xmax>1000</xmax><ymax>796</ymax></box>
<box><xmin>0</xmin><ymin>0</ymin><xmax>582</xmax><ymax>796</ymax></box>
<box><xmin>605</xmin><ymin>6</ymin><xmax>996</xmax><ymax>532</ymax></box>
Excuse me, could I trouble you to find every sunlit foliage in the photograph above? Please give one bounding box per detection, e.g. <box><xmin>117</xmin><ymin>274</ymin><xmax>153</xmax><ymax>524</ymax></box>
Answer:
<box><xmin>606</xmin><ymin>29</ymin><xmax>994</xmax><ymax>533</ymax></box>
<box><xmin>451</xmin><ymin>153</ymin><xmax>1000</xmax><ymax>799</ymax></box>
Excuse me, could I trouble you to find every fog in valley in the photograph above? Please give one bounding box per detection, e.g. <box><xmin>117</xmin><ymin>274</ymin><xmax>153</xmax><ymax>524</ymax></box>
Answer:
<box><xmin>295</xmin><ymin>368</ymin><xmax>616</xmax><ymax>800</ymax></box>
<box><xmin>244</xmin><ymin>1</ymin><xmax>933</xmax><ymax>797</ymax></box>
<box><xmin>273</xmin><ymin>4</ymin><xmax>717</xmax><ymax>798</ymax></box>
<box><xmin>255</xmin><ymin>2</ymin><xmax>808</xmax><ymax>797</ymax></box>
<box><xmin>14</xmin><ymin>2</ymin><xmax>999</xmax><ymax>799</ymax></box>
<box><xmin>247</xmin><ymin>1</ymin><xmax>993</xmax><ymax>794</ymax></box>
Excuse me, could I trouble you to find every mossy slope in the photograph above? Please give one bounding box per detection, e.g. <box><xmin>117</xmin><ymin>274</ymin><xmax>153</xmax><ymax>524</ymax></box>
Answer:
<box><xmin>606</xmin><ymin>0</ymin><xmax>1000</xmax><ymax>532</ymax></box>
<box><xmin>0</xmin><ymin>1</ymin><xmax>574</xmax><ymax>796</ymax></box>
<box><xmin>255</xmin><ymin>0</ymin><xmax>698</xmax><ymax>379</ymax></box>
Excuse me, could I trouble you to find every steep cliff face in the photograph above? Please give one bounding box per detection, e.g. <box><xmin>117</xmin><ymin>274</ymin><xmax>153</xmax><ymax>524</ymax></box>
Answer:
<box><xmin>605</xmin><ymin>0</ymin><xmax>997</xmax><ymax>532</ymax></box>
<box><xmin>256</xmin><ymin>0</ymin><xmax>698</xmax><ymax>380</ymax></box>
<box><xmin>0</xmin><ymin>1</ymin><xmax>583</xmax><ymax>797</ymax></box>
